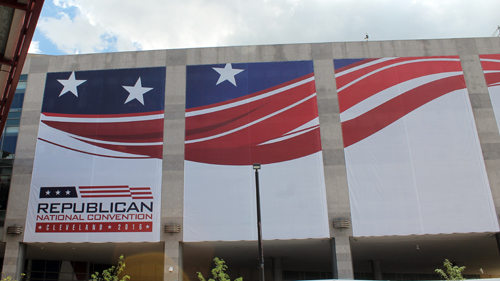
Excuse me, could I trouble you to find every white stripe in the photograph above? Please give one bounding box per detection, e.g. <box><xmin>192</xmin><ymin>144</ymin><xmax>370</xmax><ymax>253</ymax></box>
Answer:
<box><xmin>484</xmin><ymin>70</ymin><xmax>500</xmax><ymax>74</ymax></box>
<box><xmin>258</xmin><ymin>125</ymin><xmax>318</xmax><ymax>146</ymax></box>
<box><xmin>340</xmin><ymin>71</ymin><xmax>463</xmax><ymax>122</ymax></box>
<box><xmin>285</xmin><ymin>117</ymin><xmax>320</xmax><ymax>135</ymax></box>
<box><xmin>71</xmin><ymin>134</ymin><xmax>163</xmax><ymax>146</ymax></box>
<box><xmin>41</xmin><ymin>113</ymin><xmax>164</xmax><ymax>123</ymax></box>
<box><xmin>185</xmin><ymin>93</ymin><xmax>317</xmax><ymax>144</ymax></box>
<box><xmin>480</xmin><ymin>58</ymin><xmax>500</xmax><ymax>63</ymax></box>
<box><xmin>335</xmin><ymin>58</ymin><xmax>397</xmax><ymax>77</ymax></box>
<box><xmin>337</xmin><ymin>58</ymin><xmax>461</xmax><ymax>93</ymax></box>
<box><xmin>185</xmin><ymin>77</ymin><xmax>315</xmax><ymax>117</ymax></box>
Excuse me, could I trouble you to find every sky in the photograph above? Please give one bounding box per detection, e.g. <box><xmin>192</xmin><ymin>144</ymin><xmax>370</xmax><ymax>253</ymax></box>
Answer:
<box><xmin>28</xmin><ymin>0</ymin><xmax>500</xmax><ymax>55</ymax></box>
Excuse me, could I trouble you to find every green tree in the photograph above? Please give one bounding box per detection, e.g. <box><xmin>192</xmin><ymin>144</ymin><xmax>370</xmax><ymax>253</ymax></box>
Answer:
<box><xmin>197</xmin><ymin>258</ymin><xmax>242</xmax><ymax>281</ymax></box>
<box><xmin>435</xmin><ymin>259</ymin><xmax>466</xmax><ymax>281</ymax></box>
<box><xmin>91</xmin><ymin>255</ymin><xmax>130</xmax><ymax>281</ymax></box>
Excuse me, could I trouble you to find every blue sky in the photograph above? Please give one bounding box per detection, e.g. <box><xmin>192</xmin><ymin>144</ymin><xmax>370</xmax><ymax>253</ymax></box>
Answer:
<box><xmin>29</xmin><ymin>0</ymin><xmax>500</xmax><ymax>56</ymax></box>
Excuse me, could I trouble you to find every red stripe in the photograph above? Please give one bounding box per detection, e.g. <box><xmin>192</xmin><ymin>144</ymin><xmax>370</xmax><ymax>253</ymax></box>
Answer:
<box><xmin>337</xmin><ymin>59</ymin><xmax>463</xmax><ymax>113</ymax></box>
<box><xmin>79</xmin><ymin>186</ymin><xmax>128</xmax><ymax>189</ymax></box>
<box><xmin>79</xmin><ymin>190</ymin><xmax>130</xmax><ymax>194</ymax></box>
<box><xmin>41</xmin><ymin>119</ymin><xmax>164</xmax><ymax>143</ymax></box>
<box><xmin>74</xmin><ymin>138</ymin><xmax>162</xmax><ymax>159</ymax></box>
<box><xmin>81</xmin><ymin>195</ymin><xmax>131</xmax><ymax>198</ymax></box>
<box><xmin>38</xmin><ymin>138</ymin><xmax>153</xmax><ymax>159</ymax></box>
<box><xmin>132</xmin><ymin>196</ymin><xmax>154</xmax><ymax>199</ymax></box>
<box><xmin>185</xmin><ymin>127</ymin><xmax>322</xmax><ymax>165</ymax></box>
<box><xmin>341</xmin><ymin>75</ymin><xmax>466</xmax><ymax>147</ymax></box>
<box><xmin>42</xmin><ymin>110</ymin><xmax>164</xmax><ymax>118</ymax></box>
<box><xmin>185</xmin><ymin>80</ymin><xmax>316</xmax><ymax>139</ymax></box>
<box><xmin>129</xmin><ymin>192</ymin><xmax>152</xmax><ymax>195</ymax></box>
<box><xmin>186</xmin><ymin>73</ymin><xmax>315</xmax><ymax>112</ymax></box>
<box><xmin>130</xmin><ymin>187</ymin><xmax>151</xmax><ymax>191</ymax></box>
<box><xmin>334</xmin><ymin>58</ymin><xmax>378</xmax><ymax>73</ymax></box>
<box><xmin>186</xmin><ymin>97</ymin><xmax>319</xmax><ymax>150</ymax></box>
<box><xmin>483</xmin><ymin>72</ymin><xmax>500</xmax><ymax>86</ymax></box>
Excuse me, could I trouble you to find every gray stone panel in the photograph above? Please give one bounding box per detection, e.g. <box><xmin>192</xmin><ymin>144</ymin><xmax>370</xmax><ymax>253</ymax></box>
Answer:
<box><xmin>21</xmin><ymin>57</ymin><xmax>30</xmax><ymax>74</ymax></box>
<box><xmin>312</xmin><ymin>43</ymin><xmax>333</xmax><ymax>60</ymax></box>
<box><xmin>166</xmin><ymin>49</ymin><xmax>187</xmax><ymax>66</ymax></box>
<box><xmin>456</xmin><ymin>38</ymin><xmax>479</xmax><ymax>56</ymax></box>
<box><xmin>136</xmin><ymin>50</ymin><xmax>167</xmax><ymax>67</ymax></box>
<box><xmin>282</xmin><ymin>43</ymin><xmax>312</xmax><ymax>61</ymax></box>
<box><xmin>165</xmin><ymin>104</ymin><xmax>185</xmax><ymax>120</ymax></box>
<box><xmin>345</xmin><ymin>42</ymin><xmax>367</xmax><ymax>59</ymax></box>
<box><xmin>322</xmin><ymin>149</ymin><xmax>346</xmax><ymax>166</ymax></box>
<box><xmin>29</xmin><ymin>56</ymin><xmax>50</xmax><ymax>73</ymax></box>
<box><xmin>48</xmin><ymin>55</ymin><xmax>78</xmax><ymax>72</ymax></box>
<box><xmin>335</xmin><ymin>236</ymin><xmax>354</xmax><ymax>279</ymax></box>
<box><xmin>161</xmin><ymin>170</ymin><xmax>184</xmax><ymax>217</ymax></box>
<box><xmin>332</xmin><ymin>42</ymin><xmax>347</xmax><ymax>59</ymax></box>
<box><xmin>476</xmin><ymin>37</ymin><xmax>500</xmax><ymax>54</ymax></box>
<box><xmin>482</xmin><ymin>143</ymin><xmax>500</xmax><ymax>160</ymax></box>
<box><xmin>105</xmin><ymin>51</ymin><xmax>137</xmax><ymax>69</ymax></box>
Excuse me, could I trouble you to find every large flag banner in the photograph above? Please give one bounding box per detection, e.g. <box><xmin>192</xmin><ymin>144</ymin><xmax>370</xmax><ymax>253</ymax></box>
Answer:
<box><xmin>25</xmin><ymin>67</ymin><xmax>165</xmax><ymax>242</ymax></box>
<box><xmin>184</xmin><ymin>61</ymin><xmax>329</xmax><ymax>242</ymax></box>
<box><xmin>479</xmin><ymin>54</ymin><xmax>500</xmax><ymax>133</ymax></box>
<box><xmin>335</xmin><ymin>57</ymin><xmax>499</xmax><ymax>237</ymax></box>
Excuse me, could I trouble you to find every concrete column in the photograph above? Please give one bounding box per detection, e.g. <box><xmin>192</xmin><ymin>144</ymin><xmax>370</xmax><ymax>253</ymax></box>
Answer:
<box><xmin>335</xmin><ymin>236</ymin><xmax>354</xmax><ymax>279</ymax></box>
<box><xmin>371</xmin><ymin>260</ymin><xmax>382</xmax><ymax>280</ymax></box>
<box><xmin>313</xmin><ymin>57</ymin><xmax>354</xmax><ymax>280</ymax></box>
<box><xmin>272</xmin><ymin>257</ymin><xmax>283</xmax><ymax>281</ymax></box>
<box><xmin>164</xmin><ymin>240</ymin><xmax>182</xmax><ymax>281</ymax></box>
<box><xmin>161</xmin><ymin>58</ymin><xmax>187</xmax><ymax>281</ymax></box>
<box><xmin>1</xmin><ymin>241</ymin><xmax>25</xmax><ymax>280</ymax></box>
<box><xmin>457</xmin><ymin>39</ymin><xmax>500</xmax><ymax>224</ymax></box>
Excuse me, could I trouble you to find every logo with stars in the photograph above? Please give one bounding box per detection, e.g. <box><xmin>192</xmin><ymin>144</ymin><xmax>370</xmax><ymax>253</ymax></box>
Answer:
<box><xmin>39</xmin><ymin>187</ymin><xmax>78</xmax><ymax>198</ymax></box>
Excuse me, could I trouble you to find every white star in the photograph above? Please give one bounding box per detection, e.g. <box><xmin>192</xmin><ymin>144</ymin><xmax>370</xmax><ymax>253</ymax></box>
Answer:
<box><xmin>146</xmin><ymin>225</ymin><xmax>150</xmax><ymax>229</ymax></box>
<box><xmin>108</xmin><ymin>225</ymin><xmax>112</xmax><ymax>229</ymax></box>
<box><xmin>38</xmin><ymin>226</ymin><xmax>42</xmax><ymax>229</ymax></box>
<box><xmin>213</xmin><ymin>63</ymin><xmax>244</xmax><ymax>86</ymax></box>
<box><xmin>45</xmin><ymin>190</ymin><xmax>51</xmax><ymax>195</ymax></box>
<box><xmin>56</xmin><ymin>190</ymin><xmax>61</xmax><ymax>195</ymax></box>
<box><xmin>65</xmin><ymin>190</ymin><xmax>71</xmax><ymax>195</ymax></box>
<box><xmin>57</xmin><ymin>72</ymin><xmax>86</xmax><ymax>97</ymax></box>
<box><xmin>122</xmin><ymin>77</ymin><xmax>153</xmax><ymax>105</ymax></box>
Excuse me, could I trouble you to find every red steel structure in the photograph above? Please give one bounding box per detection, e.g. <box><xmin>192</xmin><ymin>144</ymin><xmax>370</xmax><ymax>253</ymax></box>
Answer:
<box><xmin>0</xmin><ymin>0</ymin><xmax>44</xmax><ymax>139</ymax></box>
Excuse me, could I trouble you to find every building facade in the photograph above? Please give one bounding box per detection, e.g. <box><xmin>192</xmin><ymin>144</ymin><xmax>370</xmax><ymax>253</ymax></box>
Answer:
<box><xmin>1</xmin><ymin>37</ymin><xmax>500</xmax><ymax>281</ymax></box>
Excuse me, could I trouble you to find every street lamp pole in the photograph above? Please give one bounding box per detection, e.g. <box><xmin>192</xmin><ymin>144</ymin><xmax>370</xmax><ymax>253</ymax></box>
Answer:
<box><xmin>253</xmin><ymin>163</ymin><xmax>265</xmax><ymax>281</ymax></box>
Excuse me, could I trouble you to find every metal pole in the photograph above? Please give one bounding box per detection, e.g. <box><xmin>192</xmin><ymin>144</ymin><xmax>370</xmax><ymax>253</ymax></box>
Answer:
<box><xmin>254</xmin><ymin>165</ymin><xmax>265</xmax><ymax>281</ymax></box>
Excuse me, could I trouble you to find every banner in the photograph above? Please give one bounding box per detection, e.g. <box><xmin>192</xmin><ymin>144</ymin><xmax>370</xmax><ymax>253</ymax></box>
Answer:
<box><xmin>184</xmin><ymin>61</ymin><xmax>329</xmax><ymax>242</ymax></box>
<box><xmin>25</xmin><ymin>67</ymin><xmax>165</xmax><ymax>242</ymax></box>
<box><xmin>479</xmin><ymin>54</ymin><xmax>500</xmax><ymax>133</ymax></box>
<box><xmin>334</xmin><ymin>57</ymin><xmax>499</xmax><ymax>237</ymax></box>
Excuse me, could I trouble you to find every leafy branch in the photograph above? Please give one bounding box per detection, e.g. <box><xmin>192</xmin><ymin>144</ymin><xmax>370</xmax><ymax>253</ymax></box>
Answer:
<box><xmin>435</xmin><ymin>259</ymin><xmax>466</xmax><ymax>281</ymax></box>
<box><xmin>91</xmin><ymin>255</ymin><xmax>130</xmax><ymax>281</ymax></box>
<box><xmin>197</xmin><ymin>257</ymin><xmax>242</xmax><ymax>281</ymax></box>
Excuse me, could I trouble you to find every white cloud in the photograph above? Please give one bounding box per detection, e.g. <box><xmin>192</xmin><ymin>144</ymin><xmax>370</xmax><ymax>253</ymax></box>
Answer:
<box><xmin>28</xmin><ymin>41</ymin><xmax>41</xmax><ymax>54</ymax></box>
<box><xmin>37</xmin><ymin>0</ymin><xmax>500</xmax><ymax>55</ymax></box>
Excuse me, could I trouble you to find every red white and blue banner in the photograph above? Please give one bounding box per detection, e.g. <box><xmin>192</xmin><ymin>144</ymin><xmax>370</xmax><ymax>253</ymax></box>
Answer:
<box><xmin>335</xmin><ymin>57</ymin><xmax>499</xmax><ymax>237</ymax></box>
<box><xmin>184</xmin><ymin>61</ymin><xmax>329</xmax><ymax>242</ymax></box>
<box><xmin>480</xmin><ymin>54</ymin><xmax>500</xmax><ymax>133</ymax></box>
<box><xmin>25</xmin><ymin>67</ymin><xmax>165</xmax><ymax>242</ymax></box>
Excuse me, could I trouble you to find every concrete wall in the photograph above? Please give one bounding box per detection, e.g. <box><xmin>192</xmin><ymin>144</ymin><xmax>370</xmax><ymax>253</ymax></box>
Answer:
<box><xmin>4</xmin><ymin>37</ymin><xmax>500</xmax><ymax>280</ymax></box>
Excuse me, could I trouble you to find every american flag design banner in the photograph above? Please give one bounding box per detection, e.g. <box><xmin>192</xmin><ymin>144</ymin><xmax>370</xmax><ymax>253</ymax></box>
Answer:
<box><xmin>184</xmin><ymin>61</ymin><xmax>329</xmax><ymax>242</ymax></box>
<box><xmin>25</xmin><ymin>67</ymin><xmax>165</xmax><ymax>242</ymax></box>
<box><xmin>335</xmin><ymin>57</ymin><xmax>499</xmax><ymax>237</ymax></box>
<box><xmin>479</xmin><ymin>54</ymin><xmax>500</xmax><ymax>134</ymax></box>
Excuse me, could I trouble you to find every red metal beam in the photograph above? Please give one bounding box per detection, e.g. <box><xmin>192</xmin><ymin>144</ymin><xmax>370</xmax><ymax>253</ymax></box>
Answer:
<box><xmin>0</xmin><ymin>0</ymin><xmax>28</xmax><ymax>10</ymax></box>
<box><xmin>0</xmin><ymin>0</ymin><xmax>44</xmax><ymax>137</ymax></box>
